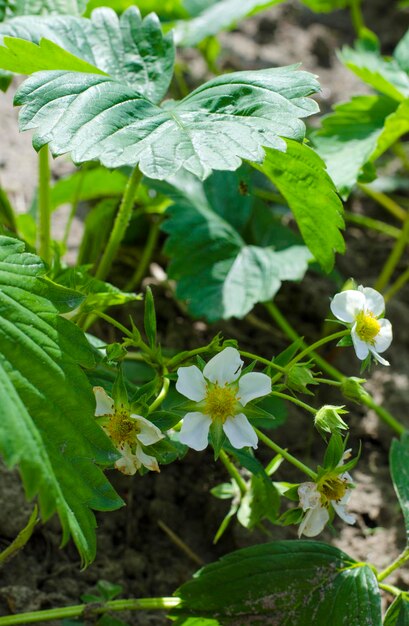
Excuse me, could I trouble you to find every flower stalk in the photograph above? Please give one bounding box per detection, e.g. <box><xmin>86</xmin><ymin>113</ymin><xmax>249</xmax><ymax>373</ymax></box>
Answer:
<box><xmin>254</xmin><ymin>428</ymin><xmax>317</xmax><ymax>480</ymax></box>
<box><xmin>37</xmin><ymin>146</ymin><xmax>52</xmax><ymax>265</ymax></box>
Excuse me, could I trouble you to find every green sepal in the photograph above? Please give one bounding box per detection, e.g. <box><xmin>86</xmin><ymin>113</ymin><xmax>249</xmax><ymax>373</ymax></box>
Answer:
<box><xmin>144</xmin><ymin>286</ymin><xmax>157</xmax><ymax>349</ymax></box>
<box><xmin>278</xmin><ymin>507</ymin><xmax>304</xmax><ymax>527</ymax></box>
<box><xmin>210</xmin><ymin>482</ymin><xmax>236</xmax><ymax>500</ymax></box>
<box><xmin>112</xmin><ymin>368</ymin><xmax>129</xmax><ymax>410</ymax></box>
<box><xmin>274</xmin><ymin>337</ymin><xmax>304</xmax><ymax>366</ymax></box>
<box><xmin>210</xmin><ymin>420</ymin><xmax>226</xmax><ymax>460</ymax></box>
<box><xmin>322</xmin><ymin>433</ymin><xmax>345</xmax><ymax>470</ymax></box>
<box><xmin>105</xmin><ymin>343</ymin><xmax>127</xmax><ymax>364</ymax></box>
<box><xmin>336</xmin><ymin>334</ymin><xmax>353</xmax><ymax>347</ymax></box>
<box><xmin>282</xmin><ymin>484</ymin><xmax>301</xmax><ymax>501</ymax></box>
<box><xmin>286</xmin><ymin>362</ymin><xmax>318</xmax><ymax>395</ymax></box>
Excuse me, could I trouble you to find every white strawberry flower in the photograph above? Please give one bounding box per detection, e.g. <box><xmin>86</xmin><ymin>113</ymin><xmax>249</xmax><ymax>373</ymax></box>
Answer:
<box><xmin>330</xmin><ymin>286</ymin><xmax>392</xmax><ymax>365</ymax></box>
<box><xmin>298</xmin><ymin>452</ymin><xmax>356</xmax><ymax>537</ymax></box>
<box><xmin>176</xmin><ymin>347</ymin><xmax>271</xmax><ymax>451</ymax></box>
<box><xmin>93</xmin><ymin>387</ymin><xmax>164</xmax><ymax>475</ymax></box>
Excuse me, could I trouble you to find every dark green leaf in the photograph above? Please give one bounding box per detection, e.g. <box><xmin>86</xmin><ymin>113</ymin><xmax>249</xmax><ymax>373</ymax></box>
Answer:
<box><xmin>173</xmin><ymin>541</ymin><xmax>382</xmax><ymax>625</ymax></box>
<box><xmin>0</xmin><ymin>185</ymin><xmax>17</xmax><ymax>231</ymax></box>
<box><xmin>390</xmin><ymin>432</ymin><xmax>409</xmax><ymax>543</ymax></box>
<box><xmin>0</xmin><ymin>236</ymin><xmax>123</xmax><ymax>566</ymax></box>
<box><xmin>254</xmin><ymin>141</ymin><xmax>345</xmax><ymax>271</ymax></box>
<box><xmin>384</xmin><ymin>594</ymin><xmax>409</xmax><ymax>626</ymax></box>
<box><xmin>144</xmin><ymin>286</ymin><xmax>157</xmax><ymax>349</ymax></box>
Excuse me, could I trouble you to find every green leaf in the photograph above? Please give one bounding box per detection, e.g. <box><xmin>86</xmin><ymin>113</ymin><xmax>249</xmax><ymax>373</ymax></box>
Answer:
<box><xmin>371</xmin><ymin>100</ymin><xmax>409</xmax><ymax>161</ymax></box>
<box><xmin>311</xmin><ymin>95</ymin><xmax>398</xmax><ymax>199</ymax></box>
<box><xmin>174</xmin><ymin>0</ymin><xmax>284</xmax><ymax>47</ymax></box>
<box><xmin>78</xmin><ymin>199</ymin><xmax>118</xmax><ymax>266</ymax></box>
<box><xmin>299</xmin><ymin>0</ymin><xmax>347</xmax><ymax>11</ymax></box>
<box><xmin>339</xmin><ymin>37</ymin><xmax>409</xmax><ymax>102</ymax></box>
<box><xmin>144</xmin><ymin>286</ymin><xmax>157</xmax><ymax>349</ymax></box>
<box><xmin>0</xmin><ymin>184</ymin><xmax>17</xmax><ymax>231</ymax></box>
<box><xmin>384</xmin><ymin>594</ymin><xmax>409</xmax><ymax>626</ymax></box>
<box><xmin>11</xmin><ymin>59</ymin><xmax>319</xmax><ymax>180</ymax></box>
<box><xmin>50</xmin><ymin>167</ymin><xmax>128</xmax><ymax>211</ymax></box>
<box><xmin>237</xmin><ymin>475</ymin><xmax>280</xmax><ymax>528</ymax></box>
<box><xmin>390</xmin><ymin>432</ymin><xmax>409</xmax><ymax>543</ymax></box>
<box><xmin>0</xmin><ymin>236</ymin><xmax>123</xmax><ymax>566</ymax></box>
<box><xmin>394</xmin><ymin>29</ymin><xmax>409</xmax><ymax>73</ymax></box>
<box><xmin>254</xmin><ymin>141</ymin><xmax>345</xmax><ymax>271</ymax></box>
<box><xmin>173</xmin><ymin>541</ymin><xmax>382</xmax><ymax>625</ymax></box>
<box><xmin>13</xmin><ymin>0</ymin><xmax>87</xmax><ymax>16</ymax></box>
<box><xmin>162</xmin><ymin>170</ymin><xmax>311</xmax><ymax>320</ymax></box>
<box><xmin>0</xmin><ymin>7</ymin><xmax>175</xmax><ymax>103</ymax></box>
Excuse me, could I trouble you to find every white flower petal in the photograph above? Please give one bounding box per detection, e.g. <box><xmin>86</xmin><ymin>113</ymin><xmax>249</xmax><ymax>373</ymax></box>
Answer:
<box><xmin>368</xmin><ymin>347</ymin><xmax>390</xmax><ymax>366</ymax></box>
<box><xmin>134</xmin><ymin>443</ymin><xmax>160</xmax><ymax>472</ymax></box>
<box><xmin>298</xmin><ymin>506</ymin><xmax>329</xmax><ymax>537</ymax></box>
<box><xmin>351</xmin><ymin>327</ymin><xmax>370</xmax><ymax>360</ymax></box>
<box><xmin>176</xmin><ymin>365</ymin><xmax>207</xmax><ymax>401</ymax></box>
<box><xmin>93</xmin><ymin>387</ymin><xmax>115</xmax><ymax>416</ymax></box>
<box><xmin>131</xmin><ymin>415</ymin><xmax>164</xmax><ymax>446</ymax></box>
<box><xmin>223</xmin><ymin>413</ymin><xmax>258</xmax><ymax>449</ymax></box>
<box><xmin>115</xmin><ymin>443</ymin><xmax>138</xmax><ymax>475</ymax></box>
<box><xmin>330</xmin><ymin>290</ymin><xmax>365</xmax><ymax>323</ymax></box>
<box><xmin>203</xmin><ymin>347</ymin><xmax>243</xmax><ymax>385</ymax></box>
<box><xmin>238</xmin><ymin>372</ymin><xmax>271</xmax><ymax>406</ymax></box>
<box><xmin>179</xmin><ymin>412</ymin><xmax>212</xmax><ymax>451</ymax></box>
<box><xmin>333</xmin><ymin>498</ymin><xmax>356</xmax><ymax>525</ymax></box>
<box><xmin>373</xmin><ymin>319</ymin><xmax>393</xmax><ymax>353</ymax></box>
<box><xmin>298</xmin><ymin>482</ymin><xmax>321</xmax><ymax>511</ymax></box>
<box><xmin>361</xmin><ymin>287</ymin><xmax>385</xmax><ymax>317</ymax></box>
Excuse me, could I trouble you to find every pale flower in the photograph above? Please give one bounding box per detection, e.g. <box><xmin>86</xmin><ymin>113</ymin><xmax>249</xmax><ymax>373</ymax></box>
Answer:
<box><xmin>298</xmin><ymin>453</ymin><xmax>356</xmax><ymax>537</ymax></box>
<box><xmin>176</xmin><ymin>347</ymin><xmax>271</xmax><ymax>451</ymax></box>
<box><xmin>330</xmin><ymin>285</ymin><xmax>392</xmax><ymax>365</ymax></box>
<box><xmin>93</xmin><ymin>386</ymin><xmax>164</xmax><ymax>475</ymax></box>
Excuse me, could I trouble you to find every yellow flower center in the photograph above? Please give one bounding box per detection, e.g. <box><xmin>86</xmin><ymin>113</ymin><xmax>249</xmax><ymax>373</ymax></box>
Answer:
<box><xmin>319</xmin><ymin>477</ymin><xmax>347</xmax><ymax>504</ymax></box>
<box><xmin>355</xmin><ymin>310</ymin><xmax>381</xmax><ymax>344</ymax></box>
<box><xmin>107</xmin><ymin>410</ymin><xmax>139</xmax><ymax>447</ymax></box>
<box><xmin>204</xmin><ymin>384</ymin><xmax>238</xmax><ymax>423</ymax></box>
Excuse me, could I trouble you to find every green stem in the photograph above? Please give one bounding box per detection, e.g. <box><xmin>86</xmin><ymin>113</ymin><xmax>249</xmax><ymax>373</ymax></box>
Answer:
<box><xmin>314</xmin><ymin>377</ymin><xmax>342</xmax><ymax>387</ymax></box>
<box><xmin>377</xmin><ymin>547</ymin><xmax>409</xmax><ymax>582</ymax></box>
<box><xmin>271</xmin><ymin>390</ymin><xmax>316</xmax><ymax>414</ymax></box>
<box><xmin>219</xmin><ymin>450</ymin><xmax>247</xmax><ymax>495</ymax></box>
<box><xmin>148</xmin><ymin>374</ymin><xmax>170</xmax><ymax>414</ymax></box>
<box><xmin>125</xmin><ymin>217</ymin><xmax>162</xmax><ymax>292</ymax></box>
<box><xmin>349</xmin><ymin>0</ymin><xmax>365</xmax><ymax>34</ymax></box>
<box><xmin>378</xmin><ymin>582</ymin><xmax>403</xmax><ymax>597</ymax></box>
<box><xmin>358</xmin><ymin>184</ymin><xmax>407</xmax><ymax>222</ymax></box>
<box><xmin>385</xmin><ymin>265</ymin><xmax>409</xmax><ymax>301</ymax></box>
<box><xmin>38</xmin><ymin>146</ymin><xmax>52</xmax><ymax>264</ymax></box>
<box><xmin>264</xmin><ymin>302</ymin><xmax>346</xmax><ymax>383</ymax></box>
<box><xmin>0</xmin><ymin>598</ymin><xmax>181</xmax><ymax>625</ymax></box>
<box><xmin>95</xmin><ymin>166</ymin><xmax>143</xmax><ymax>281</ymax></box>
<box><xmin>286</xmin><ymin>330</ymin><xmax>349</xmax><ymax>373</ymax></box>
<box><xmin>344</xmin><ymin>211</ymin><xmax>400</xmax><ymax>239</ymax></box>
<box><xmin>359</xmin><ymin>392</ymin><xmax>405</xmax><ymax>436</ymax></box>
<box><xmin>374</xmin><ymin>213</ymin><xmax>409</xmax><ymax>292</ymax></box>
<box><xmin>90</xmin><ymin>311</ymin><xmax>134</xmax><ymax>339</ymax></box>
<box><xmin>62</xmin><ymin>167</ymin><xmax>86</xmax><ymax>249</ymax></box>
<box><xmin>239</xmin><ymin>350</ymin><xmax>286</xmax><ymax>373</ymax></box>
<box><xmin>255</xmin><ymin>428</ymin><xmax>317</xmax><ymax>480</ymax></box>
<box><xmin>0</xmin><ymin>507</ymin><xmax>38</xmax><ymax>566</ymax></box>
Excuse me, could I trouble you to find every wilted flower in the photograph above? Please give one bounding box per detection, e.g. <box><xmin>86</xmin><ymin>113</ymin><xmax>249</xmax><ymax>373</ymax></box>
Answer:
<box><xmin>93</xmin><ymin>387</ymin><xmax>163</xmax><ymax>475</ymax></box>
<box><xmin>298</xmin><ymin>452</ymin><xmax>356</xmax><ymax>537</ymax></box>
<box><xmin>176</xmin><ymin>347</ymin><xmax>271</xmax><ymax>451</ymax></box>
<box><xmin>330</xmin><ymin>286</ymin><xmax>392</xmax><ymax>365</ymax></box>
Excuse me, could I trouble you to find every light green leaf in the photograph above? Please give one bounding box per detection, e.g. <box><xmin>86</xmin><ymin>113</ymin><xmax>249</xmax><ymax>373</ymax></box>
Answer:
<box><xmin>299</xmin><ymin>0</ymin><xmax>347</xmax><ymax>11</ymax></box>
<box><xmin>311</xmin><ymin>95</ymin><xmax>398</xmax><ymax>198</ymax></box>
<box><xmin>372</xmin><ymin>99</ymin><xmax>409</xmax><ymax>160</ymax></box>
<box><xmin>13</xmin><ymin>0</ymin><xmax>87</xmax><ymax>16</ymax></box>
<box><xmin>394</xmin><ymin>28</ymin><xmax>409</xmax><ymax>73</ymax></box>
<box><xmin>84</xmin><ymin>0</ymin><xmax>189</xmax><ymax>19</ymax></box>
<box><xmin>173</xmin><ymin>541</ymin><xmax>382</xmax><ymax>625</ymax></box>
<box><xmin>161</xmin><ymin>170</ymin><xmax>311</xmax><ymax>320</ymax></box>
<box><xmin>237</xmin><ymin>474</ymin><xmax>280</xmax><ymax>528</ymax></box>
<box><xmin>12</xmin><ymin>61</ymin><xmax>319</xmax><ymax>180</ymax></box>
<box><xmin>254</xmin><ymin>141</ymin><xmax>345</xmax><ymax>271</ymax></box>
<box><xmin>339</xmin><ymin>37</ymin><xmax>409</xmax><ymax>102</ymax></box>
<box><xmin>384</xmin><ymin>594</ymin><xmax>409</xmax><ymax>626</ymax></box>
<box><xmin>0</xmin><ymin>7</ymin><xmax>175</xmax><ymax>103</ymax></box>
<box><xmin>174</xmin><ymin>0</ymin><xmax>284</xmax><ymax>47</ymax></box>
<box><xmin>49</xmin><ymin>167</ymin><xmax>128</xmax><ymax>211</ymax></box>
<box><xmin>0</xmin><ymin>236</ymin><xmax>123</xmax><ymax>566</ymax></box>
<box><xmin>390</xmin><ymin>432</ymin><xmax>409</xmax><ymax>543</ymax></box>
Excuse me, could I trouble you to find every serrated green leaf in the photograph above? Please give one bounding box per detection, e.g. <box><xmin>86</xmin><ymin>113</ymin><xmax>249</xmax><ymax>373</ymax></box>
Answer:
<box><xmin>174</xmin><ymin>0</ymin><xmax>284</xmax><ymax>47</ymax></box>
<box><xmin>384</xmin><ymin>594</ymin><xmax>409</xmax><ymax>626</ymax></box>
<box><xmin>173</xmin><ymin>541</ymin><xmax>382</xmax><ymax>625</ymax></box>
<box><xmin>11</xmin><ymin>59</ymin><xmax>319</xmax><ymax>180</ymax></box>
<box><xmin>13</xmin><ymin>0</ymin><xmax>87</xmax><ymax>16</ymax></box>
<box><xmin>390</xmin><ymin>433</ymin><xmax>409</xmax><ymax>544</ymax></box>
<box><xmin>0</xmin><ymin>7</ymin><xmax>175</xmax><ymax>103</ymax></box>
<box><xmin>0</xmin><ymin>236</ymin><xmax>123</xmax><ymax>566</ymax></box>
<box><xmin>254</xmin><ymin>141</ymin><xmax>345</xmax><ymax>271</ymax></box>
<box><xmin>311</xmin><ymin>95</ymin><xmax>398</xmax><ymax>199</ymax></box>
<box><xmin>339</xmin><ymin>38</ymin><xmax>409</xmax><ymax>102</ymax></box>
<box><xmin>161</xmin><ymin>170</ymin><xmax>311</xmax><ymax>320</ymax></box>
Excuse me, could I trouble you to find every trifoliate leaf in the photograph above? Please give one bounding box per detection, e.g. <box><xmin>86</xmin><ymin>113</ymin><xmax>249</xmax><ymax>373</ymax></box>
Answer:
<box><xmin>10</xmin><ymin>59</ymin><xmax>319</xmax><ymax>180</ymax></box>
<box><xmin>174</xmin><ymin>0</ymin><xmax>284</xmax><ymax>47</ymax></box>
<box><xmin>339</xmin><ymin>36</ymin><xmax>409</xmax><ymax>102</ymax></box>
<box><xmin>0</xmin><ymin>236</ymin><xmax>123</xmax><ymax>566</ymax></box>
<box><xmin>254</xmin><ymin>141</ymin><xmax>345</xmax><ymax>271</ymax></box>
<box><xmin>161</xmin><ymin>170</ymin><xmax>311</xmax><ymax>320</ymax></box>
<box><xmin>173</xmin><ymin>541</ymin><xmax>382</xmax><ymax>625</ymax></box>
<box><xmin>311</xmin><ymin>95</ymin><xmax>398</xmax><ymax>198</ymax></box>
<box><xmin>0</xmin><ymin>7</ymin><xmax>175</xmax><ymax>103</ymax></box>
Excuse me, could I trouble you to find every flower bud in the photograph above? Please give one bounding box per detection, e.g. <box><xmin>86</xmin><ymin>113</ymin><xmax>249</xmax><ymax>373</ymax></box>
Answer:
<box><xmin>315</xmin><ymin>405</ymin><xmax>348</xmax><ymax>437</ymax></box>
<box><xmin>341</xmin><ymin>376</ymin><xmax>370</xmax><ymax>404</ymax></box>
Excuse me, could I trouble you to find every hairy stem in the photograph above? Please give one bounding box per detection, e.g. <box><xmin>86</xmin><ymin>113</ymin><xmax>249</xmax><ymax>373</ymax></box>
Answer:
<box><xmin>125</xmin><ymin>216</ymin><xmax>162</xmax><ymax>291</ymax></box>
<box><xmin>270</xmin><ymin>390</ymin><xmax>317</xmax><ymax>414</ymax></box>
<box><xmin>95</xmin><ymin>166</ymin><xmax>143</xmax><ymax>281</ymax></box>
<box><xmin>38</xmin><ymin>146</ymin><xmax>52</xmax><ymax>264</ymax></box>
<box><xmin>148</xmin><ymin>374</ymin><xmax>170</xmax><ymax>413</ymax></box>
<box><xmin>255</xmin><ymin>428</ymin><xmax>317</xmax><ymax>480</ymax></box>
<box><xmin>377</xmin><ymin>547</ymin><xmax>409</xmax><ymax>582</ymax></box>
<box><xmin>219</xmin><ymin>450</ymin><xmax>247</xmax><ymax>495</ymax></box>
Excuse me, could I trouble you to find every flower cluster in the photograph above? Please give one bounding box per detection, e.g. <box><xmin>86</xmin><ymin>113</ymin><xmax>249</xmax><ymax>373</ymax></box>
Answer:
<box><xmin>176</xmin><ymin>347</ymin><xmax>271</xmax><ymax>451</ymax></box>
